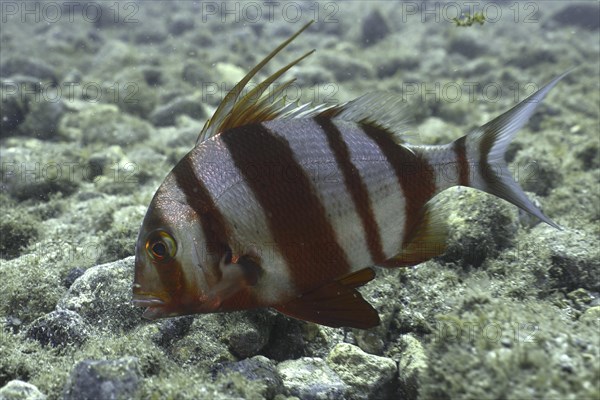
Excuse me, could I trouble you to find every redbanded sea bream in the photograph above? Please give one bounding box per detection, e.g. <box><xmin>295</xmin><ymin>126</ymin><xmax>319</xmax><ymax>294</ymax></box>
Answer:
<box><xmin>132</xmin><ymin>21</ymin><xmax>568</xmax><ymax>329</ymax></box>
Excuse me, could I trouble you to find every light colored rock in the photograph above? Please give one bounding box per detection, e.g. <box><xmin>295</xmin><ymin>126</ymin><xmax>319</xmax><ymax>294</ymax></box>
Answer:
<box><xmin>277</xmin><ymin>357</ymin><xmax>348</xmax><ymax>400</ymax></box>
<box><xmin>0</xmin><ymin>380</ymin><xmax>46</xmax><ymax>400</ymax></box>
<box><xmin>326</xmin><ymin>343</ymin><xmax>397</xmax><ymax>400</ymax></box>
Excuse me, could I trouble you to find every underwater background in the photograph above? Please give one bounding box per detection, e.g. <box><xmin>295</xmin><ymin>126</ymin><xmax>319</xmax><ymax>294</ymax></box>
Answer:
<box><xmin>0</xmin><ymin>0</ymin><xmax>599</xmax><ymax>399</ymax></box>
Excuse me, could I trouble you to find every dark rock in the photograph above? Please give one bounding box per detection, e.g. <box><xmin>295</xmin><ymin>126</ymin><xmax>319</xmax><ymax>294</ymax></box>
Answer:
<box><xmin>0</xmin><ymin>211</ymin><xmax>39</xmax><ymax>259</ymax></box>
<box><xmin>168</xmin><ymin>16</ymin><xmax>195</xmax><ymax>36</ymax></box>
<box><xmin>552</xmin><ymin>3</ymin><xmax>600</xmax><ymax>31</ymax></box>
<box><xmin>261</xmin><ymin>315</ymin><xmax>306</xmax><ymax>361</ymax></box>
<box><xmin>213</xmin><ymin>356</ymin><xmax>283</xmax><ymax>399</ymax></box>
<box><xmin>362</xmin><ymin>9</ymin><xmax>390</xmax><ymax>46</ymax></box>
<box><xmin>149</xmin><ymin>94</ymin><xmax>207</xmax><ymax>127</ymax></box>
<box><xmin>62</xmin><ymin>268</ymin><xmax>86</xmax><ymax>289</ymax></box>
<box><xmin>225</xmin><ymin>311</ymin><xmax>273</xmax><ymax>359</ymax></box>
<box><xmin>18</xmin><ymin>98</ymin><xmax>66</xmax><ymax>140</ymax></box>
<box><xmin>447</xmin><ymin>31</ymin><xmax>487</xmax><ymax>59</ymax></box>
<box><xmin>152</xmin><ymin>316</ymin><xmax>194</xmax><ymax>348</ymax></box>
<box><xmin>549</xmin><ymin>239</ymin><xmax>600</xmax><ymax>292</ymax></box>
<box><xmin>514</xmin><ymin>152</ymin><xmax>562</xmax><ymax>196</ymax></box>
<box><xmin>0</xmin><ymin>58</ymin><xmax>58</xmax><ymax>84</ymax></box>
<box><xmin>319</xmin><ymin>53</ymin><xmax>374</xmax><ymax>82</ymax></box>
<box><xmin>10</xmin><ymin>176</ymin><xmax>78</xmax><ymax>202</ymax></box>
<box><xmin>439</xmin><ymin>189</ymin><xmax>518</xmax><ymax>268</ymax></box>
<box><xmin>141</xmin><ymin>67</ymin><xmax>163</xmax><ymax>86</ymax></box>
<box><xmin>26</xmin><ymin>309</ymin><xmax>89</xmax><ymax>348</ymax></box>
<box><xmin>576</xmin><ymin>141</ymin><xmax>599</xmax><ymax>170</ymax></box>
<box><xmin>63</xmin><ymin>357</ymin><xmax>141</xmax><ymax>400</ymax></box>
<box><xmin>0</xmin><ymin>80</ymin><xmax>26</xmax><ymax>134</ymax></box>
<box><xmin>134</xmin><ymin>29</ymin><xmax>168</xmax><ymax>45</ymax></box>
<box><xmin>182</xmin><ymin>62</ymin><xmax>214</xmax><ymax>87</ymax></box>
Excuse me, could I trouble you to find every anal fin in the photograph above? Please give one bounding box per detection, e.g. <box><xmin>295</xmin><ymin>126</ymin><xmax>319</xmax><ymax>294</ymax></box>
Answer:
<box><xmin>381</xmin><ymin>199</ymin><xmax>448</xmax><ymax>267</ymax></box>
<box><xmin>274</xmin><ymin>268</ymin><xmax>380</xmax><ymax>329</ymax></box>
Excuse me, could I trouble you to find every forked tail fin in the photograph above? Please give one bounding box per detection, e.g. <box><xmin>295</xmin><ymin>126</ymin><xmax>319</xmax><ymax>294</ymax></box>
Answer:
<box><xmin>454</xmin><ymin>71</ymin><xmax>571</xmax><ymax>229</ymax></box>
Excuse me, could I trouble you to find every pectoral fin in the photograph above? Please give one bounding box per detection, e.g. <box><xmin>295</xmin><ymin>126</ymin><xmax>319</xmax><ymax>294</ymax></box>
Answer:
<box><xmin>275</xmin><ymin>268</ymin><xmax>380</xmax><ymax>329</ymax></box>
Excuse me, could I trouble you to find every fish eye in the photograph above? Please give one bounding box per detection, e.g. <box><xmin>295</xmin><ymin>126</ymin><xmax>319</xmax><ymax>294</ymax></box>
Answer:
<box><xmin>145</xmin><ymin>230</ymin><xmax>177</xmax><ymax>263</ymax></box>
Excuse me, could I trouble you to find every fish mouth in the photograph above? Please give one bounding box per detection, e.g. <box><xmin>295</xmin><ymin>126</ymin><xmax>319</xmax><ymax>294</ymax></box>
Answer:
<box><xmin>132</xmin><ymin>295</ymin><xmax>169</xmax><ymax>320</ymax></box>
<box><xmin>131</xmin><ymin>296</ymin><xmax>166</xmax><ymax>308</ymax></box>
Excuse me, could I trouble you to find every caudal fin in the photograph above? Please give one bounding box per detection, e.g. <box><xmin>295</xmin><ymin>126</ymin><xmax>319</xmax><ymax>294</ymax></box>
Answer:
<box><xmin>455</xmin><ymin>71</ymin><xmax>571</xmax><ymax>229</ymax></box>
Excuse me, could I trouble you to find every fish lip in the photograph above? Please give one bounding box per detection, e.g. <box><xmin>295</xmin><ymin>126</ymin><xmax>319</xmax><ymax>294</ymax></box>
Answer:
<box><xmin>131</xmin><ymin>295</ymin><xmax>166</xmax><ymax>308</ymax></box>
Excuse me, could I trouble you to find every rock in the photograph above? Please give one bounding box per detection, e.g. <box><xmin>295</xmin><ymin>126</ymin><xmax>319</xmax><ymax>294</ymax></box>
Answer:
<box><xmin>57</xmin><ymin>257</ymin><xmax>143</xmax><ymax>332</ymax></box>
<box><xmin>326</xmin><ymin>343</ymin><xmax>397</xmax><ymax>400</ymax></box>
<box><xmin>0</xmin><ymin>80</ymin><xmax>26</xmax><ymax>134</ymax></box>
<box><xmin>551</xmin><ymin>3</ymin><xmax>600</xmax><ymax>31</ymax></box>
<box><xmin>149</xmin><ymin>94</ymin><xmax>207</xmax><ymax>127</ymax></box>
<box><xmin>214</xmin><ymin>62</ymin><xmax>247</xmax><ymax>85</ymax></box>
<box><xmin>18</xmin><ymin>98</ymin><xmax>66</xmax><ymax>139</ymax></box>
<box><xmin>277</xmin><ymin>357</ymin><xmax>349</xmax><ymax>399</ymax></box>
<box><xmin>224</xmin><ymin>311</ymin><xmax>273</xmax><ymax>359</ymax></box>
<box><xmin>395</xmin><ymin>334</ymin><xmax>428</xmax><ymax>400</ymax></box>
<box><xmin>182</xmin><ymin>62</ymin><xmax>215</xmax><ymax>88</ymax></box>
<box><xmin>513</xmin><ymin>150</ymin><xmax>562</xmax><ymax>196</ymax></box>
<box><xmin>417</xmin><ymin>117</ymin><xmax>459</xmax><ymax>145</ymax></box>
<box><xmin>361</xmin><ymin>9</ymin><xmax>390</xmax><ymax>46</ymax></box>
<box><xmin>109</xmin><ymin>68</ymin><xmax>159</xmax><ymax>118</ymax></box>
<box><xmin>62</xmin><ymin>267</ymin><xmax>86</xmax><ymax>289</ymax></box>
<box><xmin>447</xmin><ymin>31</ymin><xmax>487</xmax><ymax>59</ymax></box>
<box><xmin>576</xmin><ymin>141</ymin><xmax>599</xmax><ymax>170</ymax></box>
<box><xmin>59</xmin><ymin>103</ymin><xmax>153</xmax><ymax>146</ymax></box>
<box><xmin>0</xmin><ymin>57</ymin><xmax>58</xmax><ymax>84</ymax></box>
<box><xmin>169</xmin><ymin>315</ymin><xmax>236</xmax><ymax>366</ymax></box>
<box><xmin>0</xmin><ymin>380</ymin><xmax>46</xmax><ymax>400</ymax></box>
<box><xmin>548</xmin><ymin>232</ymin><xmax>600</xmax><ymax>292</ymax></box>
<box><xmin>0</xmin><ymin>210</ymin><xmax>39</xmax><ymax>259</ymax></box>
<box><xmin>63</xmin><ymin>357</ymin><xmax>141</xmax><ymax>400</ymax></box>
<box><xmin>579</xmin><ymin>306</ymin><xmax>600</xmax><ymax>326</ymax></box>
<box><xmin>168</xmin><ymin>16</ymin><xmax>195</xmax><ymax>36</ymax></box>
<box><xmin>214</xmin><ymin>356</ymin><xmax>283</xmax><ymax>399</ymax></box>
<box><xmin>26</xmin><ymin>309</ymin><xmax>89</xmax><ymax>348</ymax></box>
<box><xmin>133</xmin><ymin>28</ymin><xmax>167</xmax><ymax>44</ymax></box>
<box><xmin>261</xmin><ymin>315</ymin><xmax>307</xmax><ymax>361</ymax></box>
<box><xmin>319</xmin><ymin>52</ymin><xmax>374</xmax><ymax>82</ymax></box>
<box><xmin>439</xmin><ymin>188</ymin><xmax>519</xmax><ymax>268</ymax></box>
<box><xmin>152</xmin><ymin>316</ymin><xmax>194</xmax><ymax>348</ymax></box>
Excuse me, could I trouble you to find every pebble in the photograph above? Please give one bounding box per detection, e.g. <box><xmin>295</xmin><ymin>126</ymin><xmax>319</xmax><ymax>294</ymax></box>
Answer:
<box><xmin>0</xmin><ymin>57</ymin><xmax>58</xmax><ymax>84</ymax></box>
<box><xmin>26</xmin><ymin>309</ymin><xmax>89</xmax><ymax>348</ymax></box>
<box><xmin>149</xmin><ymin>94</ymin><xmax>207</xmax><ymax>127</ymax></box>
<box><xmin>447</xmin><ymin>30</ymin><xmax>487</xmax><ymax>59</ymax></box>
<box><xmin>0</xmin><ymin>380</ymin><xmax>46</xmax><ymax>400</ymax></box>
<box><xmin>57</xmin><ymin>256</ymin><xmax>143</xmax><ymax>332</ymax></box>
<box><xmin>63</xmin><ymin>357</ymin><xmax>141</xmax><ymax>400</ymax></box>
<box><xmin>326</xmin><ymin>343</ymin><xmax>397</xmax><ymax>400</ymax></box>
<box><xmin>277</xmin><ymin>357</ymin><xmax>349</xmax><ymax>399</ymax></box>
<box><xmin>361</xmin><ymin>9</ymin><xmax>390</xmax><ymax>46</ymax></box>
<box><xmin>551</xmin><ymin>3</ymin><xmax>600</xmax><ymax>31</ymax></box>
<box><xmin>213</xmin><ymin>356</ymin><xmax>283</xmax><ymax>399</ymax></box>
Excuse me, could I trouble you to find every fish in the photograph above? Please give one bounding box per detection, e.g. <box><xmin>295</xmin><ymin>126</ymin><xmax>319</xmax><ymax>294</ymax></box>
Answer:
<box><xmin>132</xmin><ymin>21</ymin><xmax>568</xmax><ymax>329</ymax></box>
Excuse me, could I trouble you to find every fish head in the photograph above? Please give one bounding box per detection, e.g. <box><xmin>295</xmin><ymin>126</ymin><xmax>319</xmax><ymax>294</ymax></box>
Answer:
<box><xmin>132</xmin><ymin>183</ymin><xmax>222</xmax><ymax>319</ymax></box>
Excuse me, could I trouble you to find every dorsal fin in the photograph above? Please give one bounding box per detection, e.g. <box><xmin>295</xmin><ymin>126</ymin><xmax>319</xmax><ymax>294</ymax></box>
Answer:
<box><xmin>195</xmin><ymin>22</ymin><xmax>419</xmax><ymax>147</ymax></box>
<box><xmin>197</xmin><ymin>21</ymin><xmax>332</xmax><ymax>144</ymax></box>
<box><xmin>321</xmin><ymin>92</ymin><xmax>419</xmax><ymax>144</ymax></box>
